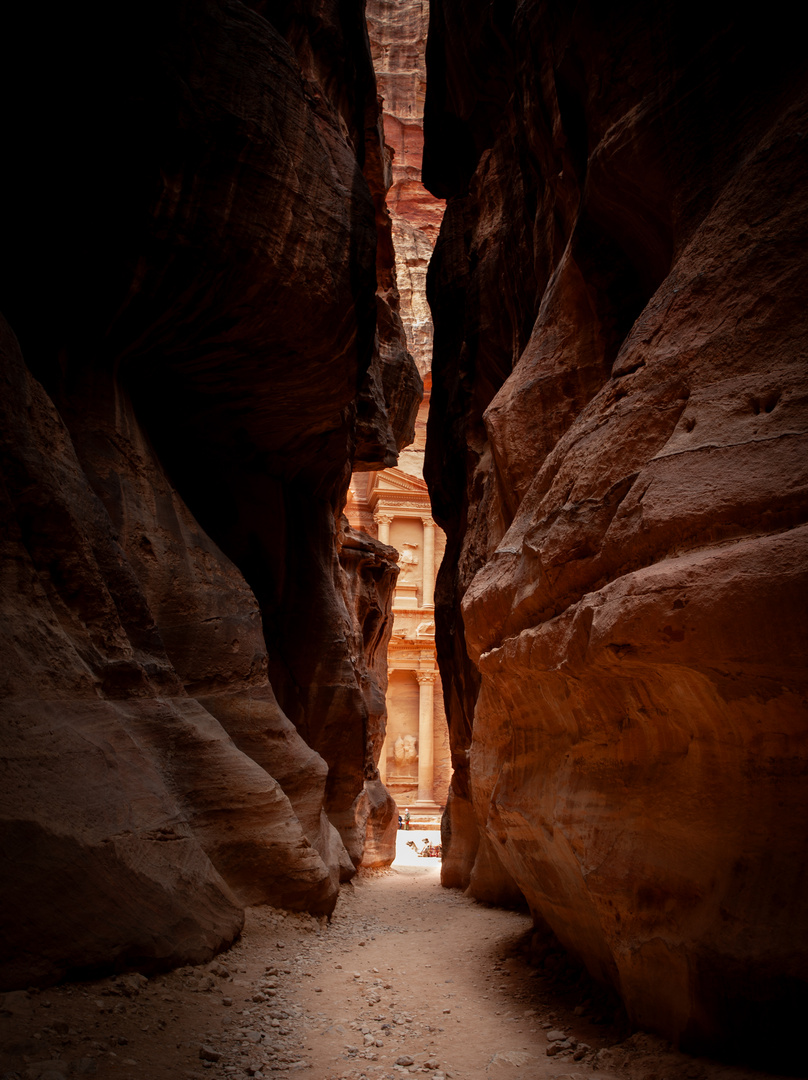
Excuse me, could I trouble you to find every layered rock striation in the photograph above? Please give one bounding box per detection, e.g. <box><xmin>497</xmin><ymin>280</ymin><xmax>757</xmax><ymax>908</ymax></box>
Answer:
<box><xmin>0</xmin><ymin>0</ymin><xmax>419</xmax><ymax>989</ymax></box>
<box><xmin>367</xmin><ymin>0</ymin><xmax>446</xmax><ymax>484</ymax></box>
<box><xmin>423</xmin><ymin>0</ymin><xmax>808</xmax><ymax>1056</ymax></box>
<box><xmin>367</xmin><ymin>0</ymin><xmax>446</xmax><ymax>383</ymax></box>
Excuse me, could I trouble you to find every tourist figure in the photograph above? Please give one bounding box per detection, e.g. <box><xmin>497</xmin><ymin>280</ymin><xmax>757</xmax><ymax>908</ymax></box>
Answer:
<box><xmin>397</xmin><ymin>813</ymin><xmax>403</xmax><ymax>830</ymax></box>
<box><xmin>404</xmin><ymin>806</ymin><xmax>410</xmax><ymax>830</ymax></box>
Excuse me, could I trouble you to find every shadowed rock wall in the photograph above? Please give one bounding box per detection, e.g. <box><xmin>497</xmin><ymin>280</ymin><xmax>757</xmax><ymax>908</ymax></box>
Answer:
<box><xmin>0</xmin><ymin>0</ymin><xmax>419</xmax><ymax>989</ymax></box>
<box><xmin>423</xmin><ymin>0</ymin><xmax>808</xmax><ymax>1056</ymax></box>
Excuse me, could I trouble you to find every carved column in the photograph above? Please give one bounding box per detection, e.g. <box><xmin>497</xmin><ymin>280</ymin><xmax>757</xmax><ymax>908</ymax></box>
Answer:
<box><xmin>375</xmin><ymin>512</ymin><xmax>393</xmax><ymax>546</ymax></box>
<box><xmin>378</xmin><ymin>733</ymin><xmax>388</xmax><ymax>783</ymax></box>
<box><xmin>422</xmin><ymin>516</ymin><xmax>435</xmax><ymax>607</ymax></box>
<box><xmin>415</xmin><ymin>670</ymin><xmax>436</xmax><ymax>803</ymax></box>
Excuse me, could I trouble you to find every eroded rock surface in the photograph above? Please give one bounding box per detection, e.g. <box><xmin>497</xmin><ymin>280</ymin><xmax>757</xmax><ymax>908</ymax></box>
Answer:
<box><xmin>423</xmin><ymin>0</ymin><xmax>808</xmax><ymax>1054</ymax></box>
<box><xmin>367</xmin><ymin>0</ymin><xmax>446</xmax><ymax>384</ymax></box>
<box><xmin>338</xmin><ymin>522</ymin><xmax>400</xmax><ymax>868</ymax></box>
<box><xmin>0</xmin><ymin>0</ymin><xmax>418</xmax><ymax>987</ymax></box>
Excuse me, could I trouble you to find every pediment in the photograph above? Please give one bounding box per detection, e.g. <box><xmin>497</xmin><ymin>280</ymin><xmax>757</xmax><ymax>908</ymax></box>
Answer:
<box><xmin>370</xmin><ymin>467</ymin><xmax>428</xmax><ymax>496</ymax></box>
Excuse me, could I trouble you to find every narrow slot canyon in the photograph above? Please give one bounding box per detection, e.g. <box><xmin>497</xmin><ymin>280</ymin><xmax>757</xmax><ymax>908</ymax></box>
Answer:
<box><xmin>1</xmin><ymin>3</ymin><xmax>806</xmax><ymax>1080</ymax></box>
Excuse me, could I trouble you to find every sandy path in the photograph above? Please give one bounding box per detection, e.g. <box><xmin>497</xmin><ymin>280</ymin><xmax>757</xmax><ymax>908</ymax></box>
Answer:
<box><xmin>0</xmin><ymin>836</ymin><xmax>787</xmax><ymax>1080</ymax></box>
<box><xmin>301</xmin><ymin>834</ymin><xmax>546</xmax><ymax>1079</ymax></box>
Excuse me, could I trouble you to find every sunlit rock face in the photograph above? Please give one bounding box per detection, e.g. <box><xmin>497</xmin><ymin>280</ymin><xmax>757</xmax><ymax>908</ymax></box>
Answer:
<box><xmin>0</xmin><ymin>0</ymin><xmax>418</xmax><ymax>988</ymax></box>
<box><xmin>367</xmin><ymin>0</ymin><xmax>445</xmax><ymax>382</ymax></box>
<box><xmin>423</xmin><ymin>0</ymin><xmax>808</xmax><ymax>1054</ymax></box>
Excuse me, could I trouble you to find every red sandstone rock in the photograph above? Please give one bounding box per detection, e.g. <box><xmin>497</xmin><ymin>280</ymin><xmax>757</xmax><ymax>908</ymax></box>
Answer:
<box><xmin>55</xmin><ymin>366</ymin><xmax>350</xmax><ymax>905</ymax></box>
<box><xmin>339</xmin><ymin>522</ymin><xmax>401</xmax><ymax>868</ymax></box>
<box><xmin>367</xmin><ymin>0</ymin><xmax>445</xmax><ymax>382</ymax></box>
<box><xmin>0</xmin><ymin>318</ymin><xmax>244</xmax><ymax>987</ymax></box>
<box><xmin>424</xmin><ymin>0</ymin><xmax>808</xmax><ymax>1055</ymax></box>
<box><xmin>0</xmin><ymin>0</ymin><xmax>419</xmax><ymax>988</ymax></box>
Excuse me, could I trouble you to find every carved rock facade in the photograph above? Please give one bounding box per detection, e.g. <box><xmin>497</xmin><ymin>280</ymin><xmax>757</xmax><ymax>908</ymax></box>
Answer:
<box><xmin>347</xmin><ymin>467</ymin><xmax>450</xmax><ymax>819</ymax></box>
<box><xmin>423</xmin><ymin>0</ymin><xmax>808</xmax><ymax>1056</ymax></box>
<box><xmin>356</xmin><ymin>1</ymin><xmax>450</xmax><ymax>826</ymax></box>
<box><xmin>0</xmin><ymin>1</ymin><xmax>419</xmax><ymax>988</ymax></box>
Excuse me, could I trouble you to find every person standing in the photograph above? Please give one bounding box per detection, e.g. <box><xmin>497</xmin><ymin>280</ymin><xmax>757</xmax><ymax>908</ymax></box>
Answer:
<box><xmin>404</xmin><ymin>807</ymin><xmax>410</xmax><ymax>830</ymax></box>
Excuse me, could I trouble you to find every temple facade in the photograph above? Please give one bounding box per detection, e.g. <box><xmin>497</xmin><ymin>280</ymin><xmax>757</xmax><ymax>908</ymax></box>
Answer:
<box><xmin>347</xmin><ymin>462</ymin><xmax>450</xmax><ymax>820</ymax></box>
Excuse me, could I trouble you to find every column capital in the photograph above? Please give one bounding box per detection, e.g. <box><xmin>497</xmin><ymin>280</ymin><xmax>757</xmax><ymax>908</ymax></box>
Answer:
<box><xmin>415</xmin><ymin>670</ymin><xmax>437</xmax><ymax>684</ymax></box>
<box><xmin>421</xmin><ymin>515</ymin><xmax>435</xmax><ymax>528</ymax></box>
<box><xmin>374</xmin><ymin>511</ymin><xmax>394</xmax><ymax>525</ymax></box>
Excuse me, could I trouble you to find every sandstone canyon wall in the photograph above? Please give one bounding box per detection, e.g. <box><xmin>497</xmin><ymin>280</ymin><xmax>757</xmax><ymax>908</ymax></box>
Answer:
<box><xmin>423</xmin><ymin>0</ymin><xmax>808</xmax><ymax>1058</ymax></box>
<box><xmin>366</xmin><ymin>0</ymin><xmax>445</xmax><ymax>476</ymax></box>
<box><xmin>0</xmin><ymin>0</ymin><xmax>420</xmax><ymax>989</ymax></box>
<box><xmin>351</xmin><ymin>1</ymin><xmax>450</xmax><ymax>818</ymax></box>
<box><xmin>367</xmin><ymin>0</ymin><xmax>445</xmax><ymax>383</ymax></box>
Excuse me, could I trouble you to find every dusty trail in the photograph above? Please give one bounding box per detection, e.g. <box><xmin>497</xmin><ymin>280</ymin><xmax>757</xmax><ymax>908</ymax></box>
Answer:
<box><xmin>300</xmin><ymin>837</ymin><xmax>546</xmax><ymax>1079</ymax></box>
<box><xmin>0</xmin><ymin>835</ymin><xmax>788</xmax><ymax>1079</ymax></box>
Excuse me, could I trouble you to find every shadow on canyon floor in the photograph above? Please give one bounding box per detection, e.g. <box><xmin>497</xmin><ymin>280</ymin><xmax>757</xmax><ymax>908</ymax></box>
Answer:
<box><xmin>0</xmin><ymin>841</ymin><xmax>796</xmax><ymax>1080</ymax></box>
